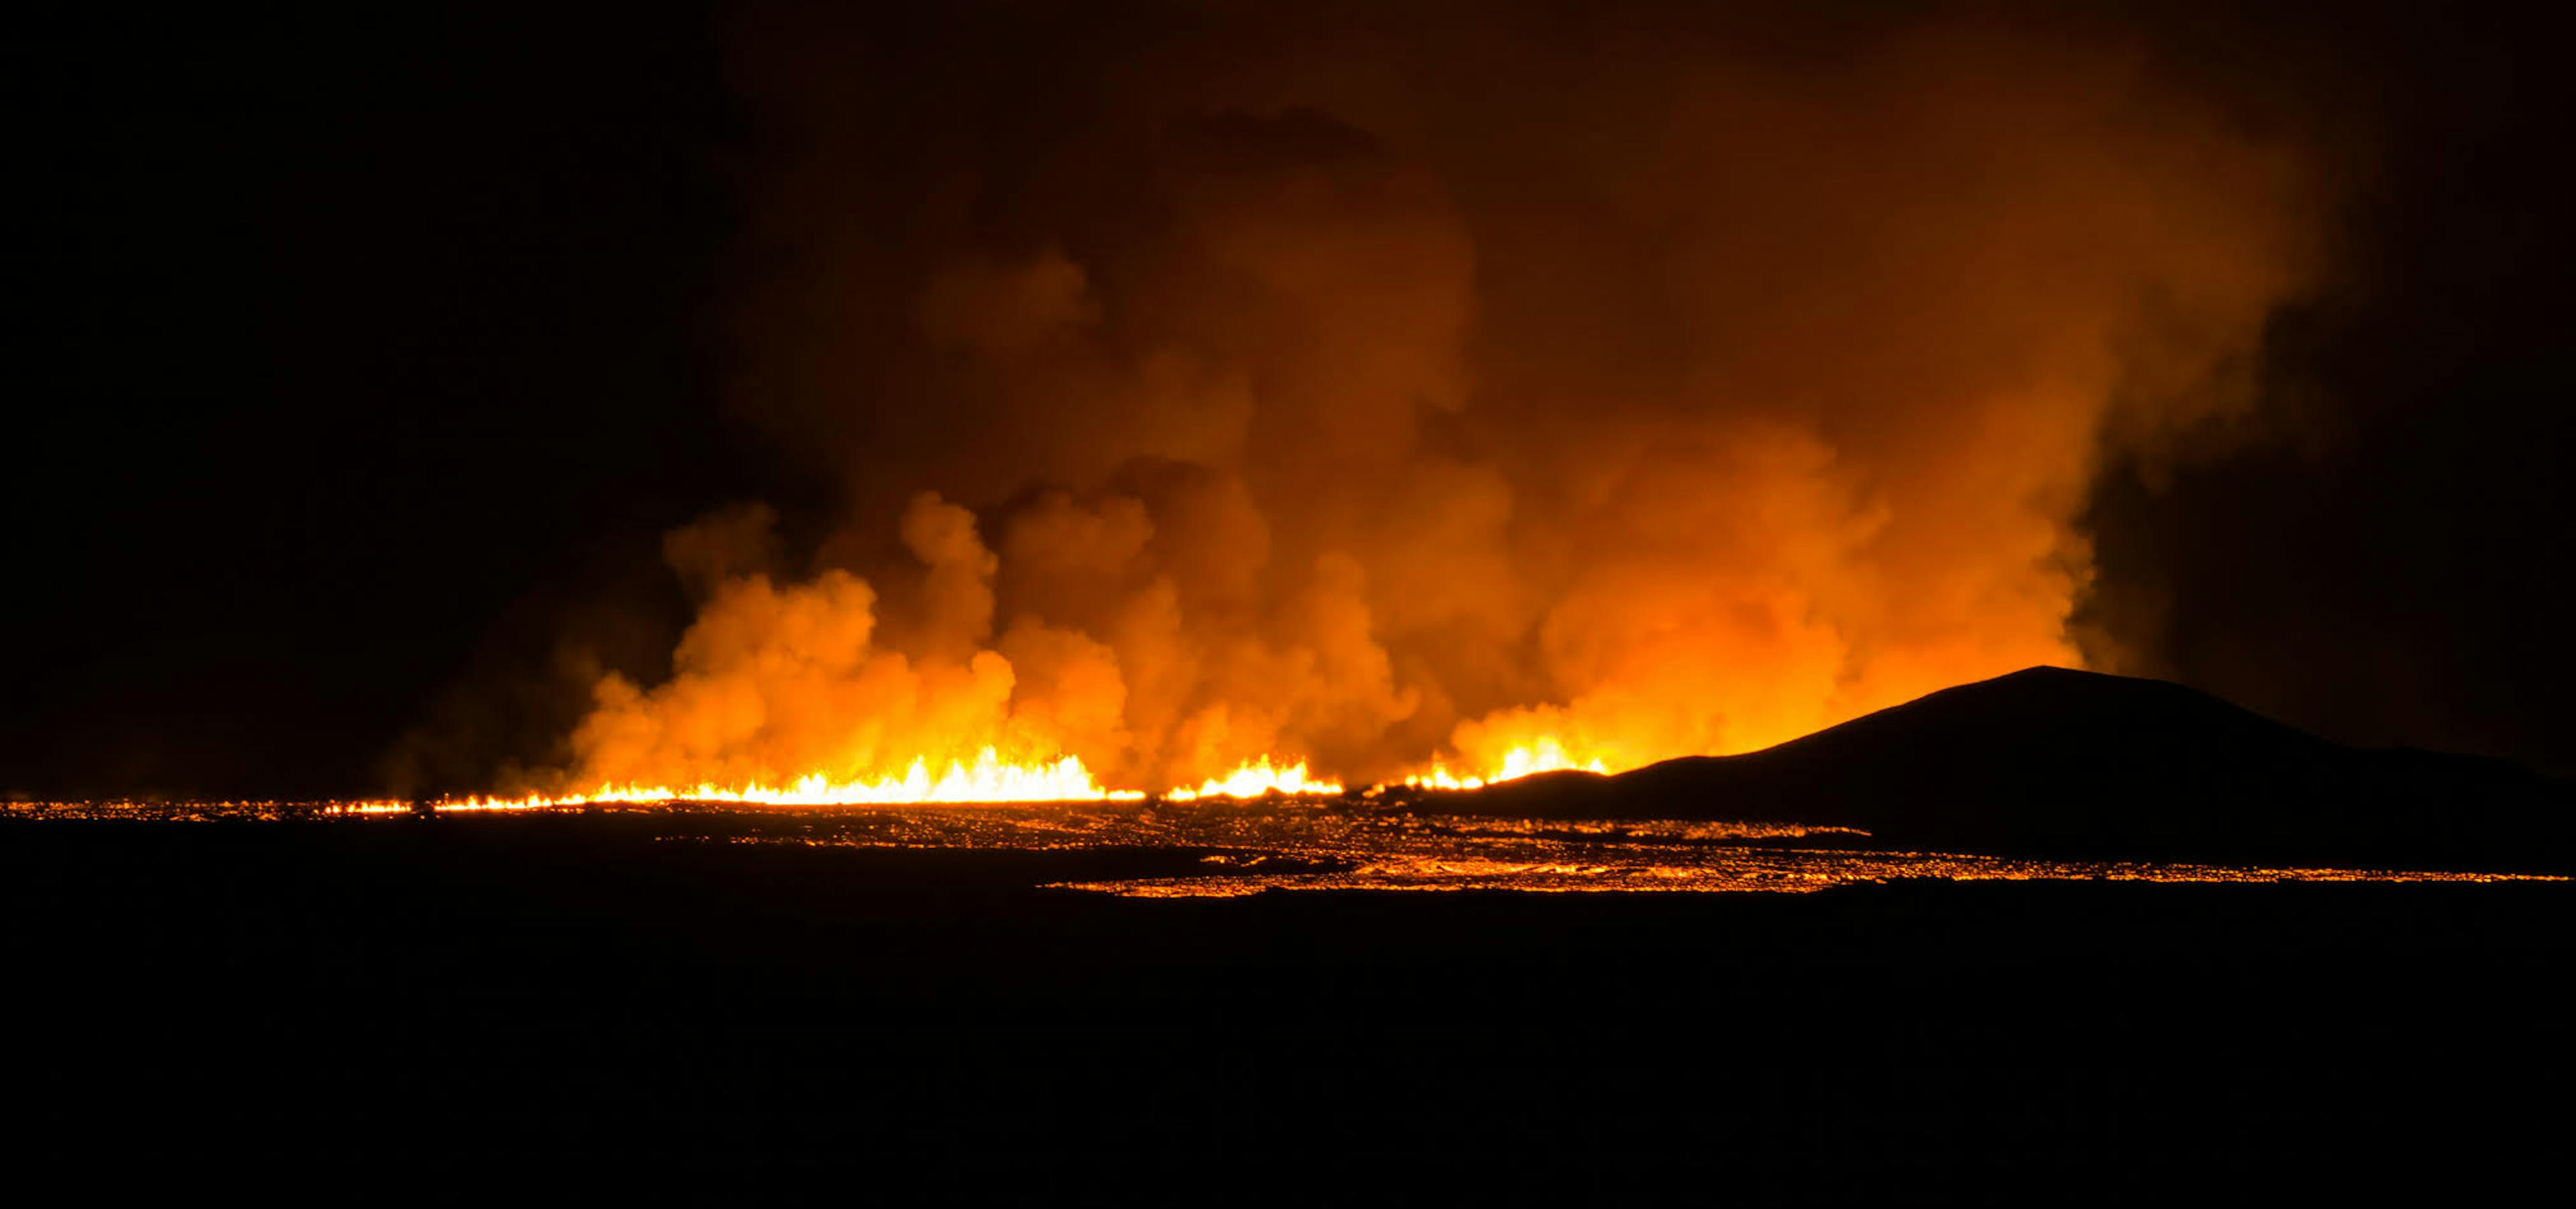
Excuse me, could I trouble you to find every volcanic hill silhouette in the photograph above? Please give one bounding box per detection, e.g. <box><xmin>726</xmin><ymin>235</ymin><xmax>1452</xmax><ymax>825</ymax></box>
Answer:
<box><xmin>1462</xmin><ymin>667</ymin><xmax>2573</xmax><ymax>872</ymax></box>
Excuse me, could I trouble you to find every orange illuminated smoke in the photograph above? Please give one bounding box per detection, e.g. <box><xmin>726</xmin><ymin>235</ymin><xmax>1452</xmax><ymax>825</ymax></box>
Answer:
<box><xmin>464</xmin><ymin>12</ymin><xmax>2342</xmax><ymax>818</ymax></box>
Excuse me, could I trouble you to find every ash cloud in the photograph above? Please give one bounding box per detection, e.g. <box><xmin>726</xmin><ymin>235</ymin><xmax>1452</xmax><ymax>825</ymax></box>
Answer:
<box><xmin>561</xmin><ymin>2</ymin><xmax>2330</xmax><ymax>792</ymax></box>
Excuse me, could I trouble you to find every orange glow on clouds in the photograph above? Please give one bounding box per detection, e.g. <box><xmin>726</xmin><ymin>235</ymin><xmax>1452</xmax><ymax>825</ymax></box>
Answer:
<box><xmin>458</xmin><ymin>17</ymin><xmax>2330</xmax><ymax>813</ymax></box>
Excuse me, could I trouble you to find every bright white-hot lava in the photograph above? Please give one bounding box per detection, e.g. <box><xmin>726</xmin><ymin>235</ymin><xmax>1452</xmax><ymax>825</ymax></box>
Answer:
<box><xmin>1164</xmin><ymin>757</ymin><xmax>1344</xmax><ymax>801</ymax></box>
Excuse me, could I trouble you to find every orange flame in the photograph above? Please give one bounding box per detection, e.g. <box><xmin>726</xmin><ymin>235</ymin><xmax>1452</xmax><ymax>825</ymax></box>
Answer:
<box><xmin>421</xmin><ymin>745</ymin><xmax>1629</xmax><ymax>810</ymax></box>
<box><xmin>1163</xmin><ymin>757</ymin><xmax>1344</xmax><ymax>800</ymax></box>
<box><xmin>1400</xmin><ymin>739</ymin><xmax>1611</xmax><ymax>792</ymax></box>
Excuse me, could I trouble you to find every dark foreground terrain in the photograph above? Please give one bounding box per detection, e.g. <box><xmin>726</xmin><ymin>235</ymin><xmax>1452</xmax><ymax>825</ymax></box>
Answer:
<box><xmin>1470</xmin><ymin>667</ymin><xmax>2576</xmax><ymax>873</ymax></box>
<box><xmin>3</xmin><ymin>812</ymin><xmax>2569</xmax><ymax>1198</ymax></box>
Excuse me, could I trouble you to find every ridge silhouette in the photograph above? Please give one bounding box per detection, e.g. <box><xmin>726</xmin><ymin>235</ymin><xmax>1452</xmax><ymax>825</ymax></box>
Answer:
<box><xmin>1463</xmin><ymin>666</ymin><xmax>2574</xmax><ymax>872</ymax></box>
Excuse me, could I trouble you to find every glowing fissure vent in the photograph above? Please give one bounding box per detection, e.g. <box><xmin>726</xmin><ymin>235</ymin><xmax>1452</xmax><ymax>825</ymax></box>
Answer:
<box><xmin>1163</xmin><ymin>757</ymin><xmax>1344</xmax><ymax>801</ymax></box>
<box><xmin>409</xmin><ymin>740</ymin><xmax>1609</xmax><ymax>811</ymax></box>
<box><xmin>1402</xmin><ymin>739</ymin><xmax>1609</xmax><ymax>792</ymax></box>
<box><xmin>435</xmin><ymin>749</ymin><xmax>1141</xmax><ymax>810</ymax></box>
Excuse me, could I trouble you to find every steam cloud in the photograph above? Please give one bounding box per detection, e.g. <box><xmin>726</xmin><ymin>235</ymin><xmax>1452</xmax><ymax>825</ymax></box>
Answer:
<box><xmin>563</xmin><ymin>3</ymin><xmax>2324</xmax><ymax>794</ymax></box>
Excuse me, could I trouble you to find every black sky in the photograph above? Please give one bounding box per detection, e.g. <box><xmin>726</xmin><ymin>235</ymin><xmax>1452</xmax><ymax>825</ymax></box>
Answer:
<box><xmin>7</xmin><ymin>1</ymin><xmax>2570</xmax><ymax>799</ymax></box>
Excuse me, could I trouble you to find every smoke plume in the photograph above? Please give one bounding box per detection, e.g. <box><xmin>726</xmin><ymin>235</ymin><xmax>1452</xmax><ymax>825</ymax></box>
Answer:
<box><xmin>561</xmin><ymin>2</ymin><xmax>2326</xmax><ymax>794</ymax></box>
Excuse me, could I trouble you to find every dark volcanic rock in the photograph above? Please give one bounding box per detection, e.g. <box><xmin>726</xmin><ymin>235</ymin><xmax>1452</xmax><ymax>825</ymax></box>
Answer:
<box><xmin>1464</xmin><ymin>667</ymin><xmax>2575</xmax><ymax>871</ymax></box>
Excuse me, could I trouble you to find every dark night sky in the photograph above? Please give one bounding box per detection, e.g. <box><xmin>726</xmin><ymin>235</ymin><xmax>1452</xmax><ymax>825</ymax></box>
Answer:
<box><xmin>6</xmin><ymin>1</ymin><xmax>2570</xmax><ymax>799</ymax></box>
